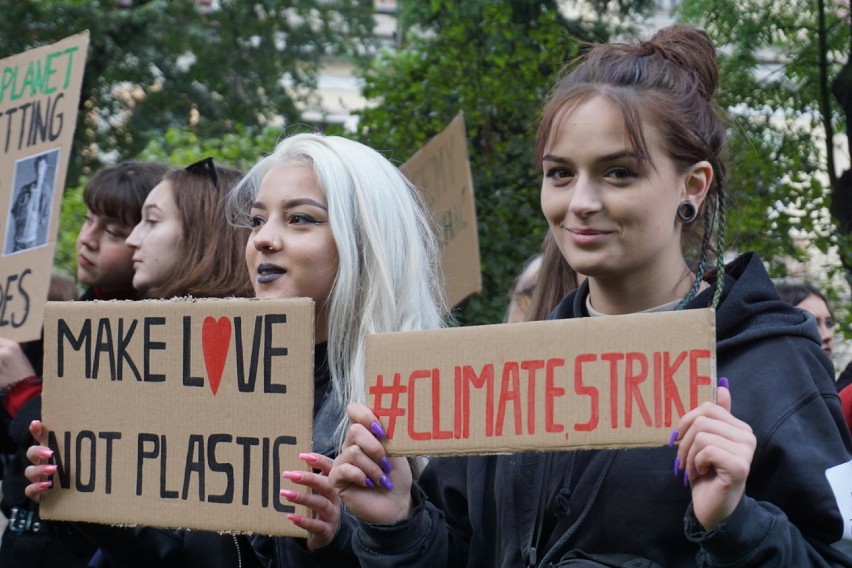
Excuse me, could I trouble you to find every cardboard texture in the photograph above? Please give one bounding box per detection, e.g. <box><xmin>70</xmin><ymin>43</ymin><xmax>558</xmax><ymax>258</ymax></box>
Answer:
<box><xmin>401</xmin><ymin>112</ymin><xmax>481</xmax><ymax>309</ymax></box>
<box><xmin>40</xmin><ymin>297</ymin><xmax>315</xmax><ymax>537</ymax></box>
<box><xmin>0</xmin><ymin>31</ymin><xmax>89</xmax><ymax>342</ymax></box>
<box><xmin>365</xmin><ymin>308</ymin><xmax>716</xmax><ymax>455</ymax></box>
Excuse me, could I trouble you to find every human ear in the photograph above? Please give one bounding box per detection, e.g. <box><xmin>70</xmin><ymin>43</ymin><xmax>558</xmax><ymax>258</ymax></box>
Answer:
<box><xmin>681</xmin><ymin>161</ymin><xmax>714</xmax><ymax>210</ymax></box>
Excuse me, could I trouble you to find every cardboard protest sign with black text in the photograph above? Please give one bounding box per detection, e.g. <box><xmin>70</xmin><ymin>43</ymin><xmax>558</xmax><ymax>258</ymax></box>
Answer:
<box><xmin>0</xmin><ymin>31</ymin><xmax>89</xmax><ymax>342</ymax></box>
<box><xmin>40</xmin><ymin>297</ymin><xmax>314</xmax><ymax>537</ymax></box>
<box><xmin>402</xmin><ymin>113</ymin><xmax>481</xmax><ymax>309</ymax></box>
<box><xmin>365</xmin><ymin>309</ymin><xmax>716</xmax><ymax>455</ymax></box>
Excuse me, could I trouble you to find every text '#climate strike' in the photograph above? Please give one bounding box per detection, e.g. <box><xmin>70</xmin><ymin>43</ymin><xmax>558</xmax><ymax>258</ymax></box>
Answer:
<box><xmin>370</xmin><ymin>349</ymin><xmax>712</xmax><ymax>442</ymax></box>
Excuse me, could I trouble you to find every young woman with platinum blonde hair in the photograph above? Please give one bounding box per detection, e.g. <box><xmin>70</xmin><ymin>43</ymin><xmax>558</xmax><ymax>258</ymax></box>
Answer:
<box><xmin>226</xmin><ymin>131</ymin><xmax>447</xmax><ymax>565</ymax></box>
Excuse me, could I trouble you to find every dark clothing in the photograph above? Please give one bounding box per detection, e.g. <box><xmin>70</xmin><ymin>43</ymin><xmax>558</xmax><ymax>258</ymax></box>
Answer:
<box><xmin>353</xmin><ymin>252</ymin><xmax>852</xmax><ymax>567</ymax></box>
<box><xmin>0</xmin><ymin>288</ymin><xmax>102</xmax><ymax>567</ymax></box>
<box><xmin>76</xmin><ymin>342</ymin><xmax>358</xmax><ymax>568</ymax></box>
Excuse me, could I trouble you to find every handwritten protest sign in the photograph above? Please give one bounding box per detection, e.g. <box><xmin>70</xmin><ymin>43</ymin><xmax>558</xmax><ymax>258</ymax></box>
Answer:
<box><xmin>41</xmin><ymin>298</ymin><xmax>314</xmax><ymax>537</ymax></box>
<box><xmin>402</xmin><ymin>113</ymin><xmax>481</xmax><ymax>309</ymax></box>
<box><xmin>365</xmin><ymin>308</ymin><xmax>716</xmax><ymax>455</ymax></box>
<box><xmin>0</xmin><ymin>31</ymin><xmax>89</xmax><ymax>342</ymax></box>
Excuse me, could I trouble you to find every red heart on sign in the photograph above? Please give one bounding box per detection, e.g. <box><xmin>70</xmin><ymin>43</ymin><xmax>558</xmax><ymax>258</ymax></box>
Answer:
<box><xmin>202</xmin><ymin>316</ymin><xmax>231</xmax><ymax>396</ymax></box>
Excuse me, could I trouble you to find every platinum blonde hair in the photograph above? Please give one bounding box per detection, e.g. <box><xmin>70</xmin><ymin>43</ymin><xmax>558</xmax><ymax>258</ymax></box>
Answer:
<box><xmin>229</xmin><ymin>132</ymin><xmax>448</xmax><ymax>452</ymax></box>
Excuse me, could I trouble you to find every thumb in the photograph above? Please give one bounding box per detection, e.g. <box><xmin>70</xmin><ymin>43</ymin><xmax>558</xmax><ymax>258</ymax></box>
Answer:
<box><xmin>716</xmin><ymin>377</ymin><xmax>731</xmax><ymax>412</ymax></box>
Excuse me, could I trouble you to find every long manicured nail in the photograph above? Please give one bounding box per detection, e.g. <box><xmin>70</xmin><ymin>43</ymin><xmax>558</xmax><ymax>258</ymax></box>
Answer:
<box><xmin>365</xmin><ymin>477</ymin><xmax>375</xmax><ymax>488</ymax></box>
<box><xmin>39</xmin><ymin>481</ymin><xmax>52</xmax><ymax>489</ymax></box>
<box><xmin>38</xmin><ymin>447</ymin><xmax>53</xmax><ymax>459</ymax></box>
<box><xmin>280</xmin><ymin>489</ymin><xmax>299</xmax><ymax>500</ymax></box>
<box><xmin>299</xmin><ymin>452</ymin><xmax>318</xmax><ymax>463</ymax></box>
<box><xmin>380</xmin><ymin>474</ymin><xmax>394</xmax><ymax>491</ymax></box>
<box><xmin>43</xmin><ymin>465</ymin><xmax>57</xmax><ymax>475</ymax></box>
<box><xmin>718</xmin><ymin>377</ymin><xmax>729</xmax><ymax>389</ymax></box>
<box><xmin>683</xmin><ymin>470</ymin><xmax>690</xmax><ymax>486</ymax></box>
<box><xmin>282</xmin><ymin>471</ymin><xmax>302</xmax><ymax>482</ymax></box>
<box><xmin>370</xmin><ymin>421</ymin><xmax>387</xmax><ymax>439</ymax></box>
<box><xmin>668</xmin><ymin>429</ymin><xmax>678</xmax><ymax>447</ymax></box>
<box><xmin>673</xmin><ymin>456</ymin><xmax>681</xmax><ymax>477</ymax></box>
<box><xmin>379</xmin><ymin>456</ymin><xmax>393</xmax><ymax>474</ymax></box>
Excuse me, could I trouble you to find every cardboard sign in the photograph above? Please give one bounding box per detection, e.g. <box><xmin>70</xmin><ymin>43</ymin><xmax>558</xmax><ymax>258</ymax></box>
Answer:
<box><xmin>40</xmin><ymin>298</ymin><xmax>315</xmax><ymax>537</ymax></box>
<box><xmin>402</xmin><ymin>113</ymin><xmax>481</xmax><ymax>309</ymax></box>
<box><xmin>0</xmin><ymin>31</ymin><xmax>89</xmax><ymax>342</ymax></box>
<box><xmin>365</xmin><ymin>308</ymin><xmax>716</xmax><ymax>455</ymax></box>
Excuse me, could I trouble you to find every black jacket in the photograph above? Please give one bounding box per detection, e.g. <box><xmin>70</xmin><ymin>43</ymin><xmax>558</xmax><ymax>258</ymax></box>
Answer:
<box><xmin>353</xmin><ymin>253</ymin><xmax>852</xmax><ymax>567</ymax></box>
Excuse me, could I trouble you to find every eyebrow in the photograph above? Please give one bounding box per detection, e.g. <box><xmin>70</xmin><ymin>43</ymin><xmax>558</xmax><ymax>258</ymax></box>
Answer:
<box><xmin>541</xmin><ymin>151</ymin><xmax>640</xmax><ymax>164</ymax></box>
<box><xmin>251</xmin><ymin>197</ymin><xmax>329</xmax><ymax>211</ymax></box>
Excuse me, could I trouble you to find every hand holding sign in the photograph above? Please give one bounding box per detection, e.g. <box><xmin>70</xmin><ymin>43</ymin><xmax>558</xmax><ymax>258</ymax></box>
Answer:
<box><xmin>671</xmin><ymin>378</ymin><xmax>756</xmax><ymax>531</ymax></box>
<box><xmin>24</xmin><ymin>419</ymin><xmax>54</xmax><ymax>502</ymax></box>
<box><xmin>330</xmin><ymin>402</ymin><xmax>413</xmax><ymax>525</ymax></box>
<box><xmin>280</xmin><ymin>452</ymin><xmax>341</xmax><ymax>550</ymax></box>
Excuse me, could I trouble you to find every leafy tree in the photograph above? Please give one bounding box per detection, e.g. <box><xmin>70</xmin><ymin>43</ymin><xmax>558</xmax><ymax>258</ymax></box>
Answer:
<box><xmin>0</xmin><ymin>0</ymin><xmax>376</xmax><ymax>183</ymax></box>
<box><xmin>676</xmin><ymin>0</ymin><xmax>851</xmax><ymax>312</ymax></box>
<box><xmin>353</xmin><ymin>0</ymin><xmax>642</xmax><ymax>325</ymax></box>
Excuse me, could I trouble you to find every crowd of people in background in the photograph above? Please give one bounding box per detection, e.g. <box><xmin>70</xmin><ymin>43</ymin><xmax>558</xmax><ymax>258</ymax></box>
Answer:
<box><xmin>0</xmin><ymin>23</ymin><xmax>851</xmax><ymax>568</ymax></box>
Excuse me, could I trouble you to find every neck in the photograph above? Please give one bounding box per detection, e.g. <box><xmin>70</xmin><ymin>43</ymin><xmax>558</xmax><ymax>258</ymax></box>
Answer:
<box><xmin>588</xmin><ymin>263</ymin><xmax>697</xmax><ymax>315</ymax></box>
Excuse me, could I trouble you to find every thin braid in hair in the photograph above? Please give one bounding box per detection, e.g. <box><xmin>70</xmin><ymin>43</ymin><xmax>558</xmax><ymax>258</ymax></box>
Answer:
<box><xmin>711</xmin><ymin>191</ymin><xmax>727</xmax><ymax>309</ymax></box>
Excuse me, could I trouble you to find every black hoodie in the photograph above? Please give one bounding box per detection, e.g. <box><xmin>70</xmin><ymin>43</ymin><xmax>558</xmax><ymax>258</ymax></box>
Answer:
<box><xmin>353</xmin><ymin>253</ymin><xmax>852</xmax><ymax>567</ymax></box>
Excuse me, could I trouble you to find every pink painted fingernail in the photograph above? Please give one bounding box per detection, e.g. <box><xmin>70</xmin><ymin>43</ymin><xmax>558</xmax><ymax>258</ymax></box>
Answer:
<box><xmin>43</xmin><ymin>465</ymin><xmax>57</xmax><ymax>475</ymax></box>
<box><xmin>38</xmin><ymin>447</ymin><xmax>53</xmax><ymax>459</ymax></box>
<box><xmin>299</xmin><ymin>453</ymin><xmax>318</xmax><ymax>463</ymax></box>
<box><xmin>282</xmin><ymin>471</ymin><xmax>302</xmax><ymax>482</ymax></box>
<box><xmin>39</xmin><ymin>481</ymin><xmax>52</xmax><ymax>489</ymax></box>
<box><xmin>370</xmin><ymin>421</ymin><xmax>387</xmax><ymax>439</ymax></box>
<box><xmin>280</xmin><ymin>489</ymin><xmax>299</xmax><ymax>500</ymax></box>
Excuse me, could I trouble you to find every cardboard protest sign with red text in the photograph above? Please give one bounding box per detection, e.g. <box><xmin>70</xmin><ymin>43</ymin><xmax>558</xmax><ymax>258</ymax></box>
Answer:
<box><xmin>0</xmin><ymin>31</ymin><xmax>89</xmax><ymax>342</ymax></box>
<box><xmin>365</xmin><ymin>308</ymin><xmax>716</xmax><ymax>455</ymax></box>
<box><xmin>402</xmin><ymin>113</ymin><xmax>481</xmax><ymax>309</ymax></box>
<box><xmin>40</xmin><ymin>298</ymin><xmax>314</xmax><ymax>536</ymax></box>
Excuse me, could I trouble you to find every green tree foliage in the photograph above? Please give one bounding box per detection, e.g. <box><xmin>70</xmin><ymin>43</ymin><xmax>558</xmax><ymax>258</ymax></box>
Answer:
<box><xmin>353</xmin><ymin>1</ymin><xmax>631</xmax><ymax>325</ymax></box>
<box><xmin>676</xmin><ymin>0</ymin><xmax>851</xmax><ymax>291</ymax></box>
<box><xmin>0</xmin><ymin>0</ymin><xmax>375</xmax><ymax>183</ymax></box>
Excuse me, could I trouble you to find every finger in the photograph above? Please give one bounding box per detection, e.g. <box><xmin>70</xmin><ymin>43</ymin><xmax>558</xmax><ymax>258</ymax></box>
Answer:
<box><xmin>684</xmin><ymin>429</ymin><xmax>754</xmax><ymax>476</ymax></box>
<box><xmin>336</xmin><ymin>442</ymin><xmax>393</xmax><ymax>490</ymax></box>
<box><xmin>280</xmin><ymin>488</ymin><xmax>339</xmax><ymax>519</ymax></box>
<box><xmin>24</xmin><ymin>481</ymin><xmax>52</xmax><ymax>502</ymax></box>
<box><xmin>299</xmin><ymin>452</ymin><xmax>334</xmax><ymax>475</ymax></box>
<box><xmin>346</xmin><ymin>403</ymin><xmax>385</xmax><ymax>439</ymax></box>
<box><xmin>29</xmin><ymin>420</ymin><xmax>44</xmax><ymax>445</ymax></box>
<box><xmin>691</xmin><ymin>442</ymin><xmax>752</xmax><ymax>481</ymax></box>
<box><xmin>286</xmin><ymin>513</ymin><xmax>334</xmax><ymax>536</ymax></box>
<box><xmin>716</xmin><ymin>382</ymin><xmax>731</xmax><ymax>412</ymax></box>
<box><xmin>26</xmin><ymin>445</ymin><xmax>53</xmax><ymax>466</ymax></box>
<box><xmin>24</xmin><ymin>463</ymin><xmax>57</xmax><ymax>483</ymax></box>
<box><xmin>330</xmin><ymin>460</ymin><xmax>380</xmax><ymax>491</ymax></box>
<box><xmin>282</xmin><ymin>470</ymin><xmax>338</xmax><ymax>502</ymax></box>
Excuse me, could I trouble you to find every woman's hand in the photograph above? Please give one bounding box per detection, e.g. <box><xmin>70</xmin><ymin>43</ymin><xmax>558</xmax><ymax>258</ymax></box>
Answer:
<box><xmin>0</xmin><ymin>338</ymin><xmax>35</xmax><ymax>388</ymax></box>
<box><xmin>329</xmin><ymin>403</ymin><xmax>413</xmax><ymax>524</ymax></box>
<box><xmin>281</xmin><ymin>452</ymin><xmax>341</xmax><ymax>550</ymax></box>
<box><xmin>23</xmin><ymin>420</ymin><xmax>56</xmax><ymax>503</ymax></box>
<box><xmin>673</xmin><ymin>378</ymin><xmax>756</xmax><ymax>530</ymax></box>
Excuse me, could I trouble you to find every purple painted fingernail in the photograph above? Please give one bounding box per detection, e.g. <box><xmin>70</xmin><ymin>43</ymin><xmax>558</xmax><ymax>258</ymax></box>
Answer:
<box><xmin>380</xmin><ymin>474</ymin><xmax>394</xmax><ymax>491</ymax></box>
<box><xmin>668</xmin><ymin>429</ymin><xmax>678</xmax><ymax>447</ymax></box>
<box><xmin>365</xmin><ymin>477</ymin><xmax>375</xmax><ymax>488</ymax></box>
<box><xmin>379</xmin><ymin>456</ymin><xmax>393</xmax><ymax>474</ymax></box>
<box><xmin>370</xmin><ymin>421</ymin><xmax>387</xmax><ymax>439</ymax></box>
<box><xmin>683</xmin><ymin>470</ymin><xmax>690</xmax><ymax>486</ymax></box>
<box><xmin>718</xmin><ymin>377</ymin><xmax>729</xmax><ymax>389</ymax></box>
<box><xmin>673</xmin><ymin>456</ymin><xmax>681</xmax><ymax>477</ymax></box>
